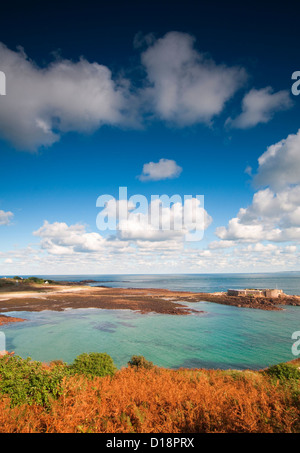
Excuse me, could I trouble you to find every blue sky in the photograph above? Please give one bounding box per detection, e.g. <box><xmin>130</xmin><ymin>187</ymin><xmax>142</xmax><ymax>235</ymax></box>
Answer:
<box><xmin>1</xmin><ymin>0</ymin><xmax>300</xmax><ymax>274</ymax></box>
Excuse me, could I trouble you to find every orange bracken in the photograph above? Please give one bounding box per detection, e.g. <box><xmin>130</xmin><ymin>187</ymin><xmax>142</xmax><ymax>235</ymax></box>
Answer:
<box><xmin>0</xmin><ymin>366</ymin><xmax>299</xmax><ymax>433</ymax></box>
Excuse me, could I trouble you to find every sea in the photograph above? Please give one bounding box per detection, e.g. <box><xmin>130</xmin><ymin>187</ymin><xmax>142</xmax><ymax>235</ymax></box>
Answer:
<box><xmin>1</xmin><ymin>273</ymin><xmax>300</xmax><ymax>370</ymax></box>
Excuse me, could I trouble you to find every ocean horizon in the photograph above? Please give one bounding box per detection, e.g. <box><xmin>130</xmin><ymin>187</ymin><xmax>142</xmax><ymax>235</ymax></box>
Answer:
<box><xmin>2</xmin><ymin>272</ymin><xmax>300</xmax><ymax>295</ymax></box>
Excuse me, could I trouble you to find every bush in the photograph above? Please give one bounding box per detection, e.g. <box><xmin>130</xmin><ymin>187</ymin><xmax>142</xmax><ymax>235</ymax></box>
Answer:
<box><xmin>0</xmin><ymin>353</ymin><xmax>117</xmax><ymax>407</ymax></box>
<box><xmin>265</xmin><ymin>363</ymin><xmax>300</xmax><ymax>382</ymax></box>
<box><xmin>128</xmin><ymin>355</ymin><xmax>154</xmax><ymax>370</ymax></box>
<box><xmin>0</xmin><ymin>355</ymin><xmax>69</xmax><ymax>407</ymax></box>
<box><xmin>69</xmin><ymin>352</ymin><xmax>117</xmax><ymax>378</ymax></box>
<box><xmin>25</xmin><ymin>277</ymin><xmax>45</xmax><ymax>284</ymax></box>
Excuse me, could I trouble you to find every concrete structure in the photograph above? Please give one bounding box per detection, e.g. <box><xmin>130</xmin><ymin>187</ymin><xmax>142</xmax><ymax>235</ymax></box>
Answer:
<box><xmin>264</xmin><ymin>289</ymin><xmax>283</xmax><ymax>298</ymax></box>
<box><xmin>227</xmin><ymin>288</ymin><xmax>283</xmax><ymax>298</ymax></box>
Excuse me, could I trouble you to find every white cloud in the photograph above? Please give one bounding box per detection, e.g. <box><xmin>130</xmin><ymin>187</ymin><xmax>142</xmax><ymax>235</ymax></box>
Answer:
<box><xmin>1</xmin><ymin>35</ymin><xmax>289</xmax><ymax>152</ymax></box>
<box><xmin>141</xmin><ymin>31</ymin><xmax>247</xmax><ymax>126</ymax></box>
<box><xmin>138</xmin><ymin>158</ymin><xmax>182</xmax><ymax>181</ymax></box>
<box><xmin>214</xmin><ymin>188</ymin><xmax>300</xmax><ymax>244</ymax></box>
<box><xmin>227</xmin><ymin>87</ymin><xmax>292</xmax><ymax>129</ymax></box>
<box><xmin>99</xmin><ymin>196</ymin><xmax>212</xmax><ymax>242</ymax></box>
<box><xmin>208</xmin><ymin>240</ymin><xmax>235</xmax><ymax>249</ymax></box>
<box><xmin>0</xmin><ymin>43</ymin><xmax>134</xmax><ymax>150</ymax></box>
<box><xmin>237</xmin><ymin>186</ymin><xmax>300</xmax><ymax>228</ymax></box>
<box><xmin>0</xmin><ymin>210</ymin><xmax>13</xmax><ymax>226</ymax></box>
<box><xmin>33</xmin><ymin>221</ymin><xmax>105</xmax><ymax>255</ymax></box>
<box><xmin>214</xmin><ymin>130</ymin><xmax>300</xmax><ymax>244</ymax></box>
<box><xmin>2</xmin><ymin>226</ymin><xmax>300</xmax><ymax>275</ymax></box>
<box><xmin>254</xmin><ymin>129</ymin><xmax>300</xmax><ymax>190</ymax></box>
<box><xmin>31</xmin><ymin>194</ymin><xmax>213</xmax><ymax>264</ymax></box>
<box><xmin>197</xmin><ymin>250</ymin><xmax>212</xmax><ymax>257</ymax></box>
<box><xmin>244</xmin><ymin>165</ymin><xmax>252</xmax><ymax>176</ymax></box>
<box><xmin>245</xmin><ymin>243</ymin><xmax>277</xmax><ymax>253</ymax></box>
<box><xmin>215</xmin><ymin>217</ymin><xmax>270</xmax><ymax>242</ymax></box>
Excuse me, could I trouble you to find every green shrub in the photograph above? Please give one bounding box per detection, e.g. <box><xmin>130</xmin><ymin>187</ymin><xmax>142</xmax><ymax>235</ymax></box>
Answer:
<box><xmin>0</xmin><ymin>355</ymin><xmax>69</xmax><ymax>407</ymax></box>
<box><xmin>25</xmin><ymin>277</ymin><xmax>45</xmax><ymax>284</ymax></box>
<box><xmin>0</xmin><ymin>353</ymin><xmax>117</xmax><ymax>407</ymax></box>
<box><xmin>69</xmin><ymin>352</ymin><xmax>117</xmax><ymax>378</ymax></box>
<box><xmin>128</xmin><ymin>355</ymin><xmax>154</xmax><ymax>370</ymax></box>
<box><xmin>265</xmin><ymin>363</ymin><xmax>300</xmax><ymax>382</ymax></box>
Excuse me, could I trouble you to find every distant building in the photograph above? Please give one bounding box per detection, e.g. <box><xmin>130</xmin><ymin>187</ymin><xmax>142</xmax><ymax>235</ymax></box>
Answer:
<box><xmin>227</xmin><ymin>289</ymin><xmax>283</xmax><ymax>298</ymax></box>
<box><xmin>264</xmin><ymin>289</ymin><xmax>284</xmax><ymax>298</ymax></box>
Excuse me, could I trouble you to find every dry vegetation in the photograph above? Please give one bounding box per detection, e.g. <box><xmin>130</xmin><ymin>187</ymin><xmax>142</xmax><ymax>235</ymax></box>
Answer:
<box><xmin>0</xmin><ymin>355</ymin><xmax>299</xmax><ymax>433</ymax></box>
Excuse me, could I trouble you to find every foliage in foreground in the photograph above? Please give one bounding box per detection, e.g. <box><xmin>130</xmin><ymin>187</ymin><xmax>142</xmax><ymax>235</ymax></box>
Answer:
<box><xmin>70</xmin><ymin>352</ymin><xmax>117</xmax><ymax>378</ymax></box>
<box><xmin>0</xmin><ymin>355</ymin><xmax>68</xmax><ymax>407</ymax></box>
<box><xmin>0</xmin><ymin>354</ymin><xmax>299</xmax><ymax>433</ymax></box>
<box><xmin>0</xmin><ymin>352</ymin><xmax>117</xmax><ymax>407</ymax></box>
<box><xmin>265</xmin><ymin>362</ymin><xmax>300</xmax><ymax>383</ymax></box>
<box><xmin>128</xmin><ymin>355</ymin><xmax>154</xmax><ymax>370</ymax></box>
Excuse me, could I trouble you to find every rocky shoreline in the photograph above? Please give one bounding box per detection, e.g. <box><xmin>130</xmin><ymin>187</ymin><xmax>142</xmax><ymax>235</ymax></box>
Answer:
<box><xmin>189</xmin><ymin>291</ymin><xmax>300</xmax><ymax>311</ymax></box>
<box><xmin>0</xmin><ymin>283</ymin><xmax>300</xmax><ymax>323</ymax></box>
<box><xmin>0</xmin><ymin>314</ymin><xmax>25</xmax><ymax>326</ymax></box>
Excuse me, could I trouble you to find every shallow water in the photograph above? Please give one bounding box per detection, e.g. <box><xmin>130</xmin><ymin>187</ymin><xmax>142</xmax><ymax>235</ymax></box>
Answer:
<box><xmin>1</xmin><ymin>300</ymin><xmax>299</xmax><ymax>370</ymax></box>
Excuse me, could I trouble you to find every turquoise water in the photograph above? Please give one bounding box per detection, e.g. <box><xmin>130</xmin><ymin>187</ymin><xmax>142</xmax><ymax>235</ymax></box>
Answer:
<box><xmin>1</xmin><ymin>301</ymin><xmax>299</xmax><ymax>370</ymax></box>
<box><xmin>1</xmin><ymin>273</ymin><xmax>300</xmax><ymax>370</ymax></box>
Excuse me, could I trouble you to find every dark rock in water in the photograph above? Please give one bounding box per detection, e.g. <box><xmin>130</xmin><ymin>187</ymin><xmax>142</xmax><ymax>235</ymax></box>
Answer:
<box><xmin>79</xmin><ymin>280</ymin><xmax>98</xmax><ymax>283</ymax></box>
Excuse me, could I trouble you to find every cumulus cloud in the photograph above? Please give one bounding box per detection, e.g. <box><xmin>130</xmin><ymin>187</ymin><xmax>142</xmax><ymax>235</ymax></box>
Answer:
<box><xmin>215</xmin><ymin>217</ymin><xmax>272</xmax><ymax>242</ymax></box>
<box><xmin>138</xmin><ymin>158</ymin><xmax>182</xmax><ymax>181</ymax></box>
<box><xmin>33</xmin><ymin>221</ymin><xmax>105</xmax><ymax>255</ymax></box>
<box><xmin>2</xmin><ymin>219</ymin><xmax>300</xmax><ymax>274</ymax></box>
<box><xmin>32</xmin><ymin>193</ymin><xmax>213</xmax><ymax>262</ymax></box>
<box><xmin>254</xmin><ymin>129</ymin><xmax>300</xmax><ymax>190</ymax></box>
<box><xmin>98</xmin><ymin>196</ymin><xmax>212</xmax><ymax>242</ymax></box>
<box><xmin>237</xmin><ymin>186</ymin><xmax>300</xmax><ymax>227</ymax></box>
<box><xmin>0</xmin><ymin>43</ymin><xmax>134</xmax><ymax>150</ymax></box>
<box><xmin>119</xmin><ymin>201</ymin><xmax>212</xmax><ymax>242</ymax></box>
<box><xmin>0</xmin><ymin>210</ymin><xmax>13</xmax><ymax>226</ymax></box>
<box><xmin>214</xmin><ymin>130</ymin><xmax>300</xmax><ymax>244</ymax></box>
<box><xmin>214</xmin><ymin>187</ymin><xmax>300</xmax><ymax>243</ymax></box>
<box><xmin>227</xmin><ymin>87</ymin><xmax>292</xmax><ymax>129</ymax></box>
<box><xmin>1</xmin><ymin>34</ymin><xmax>289</xmax><ymax>152</ymax></box>
<box><xmin>208</xmin><ymin>240</ymin><xmax>235</xmax><ymax>249</ymax></box>
<box><xmin>216</xmin><ymin>217</ymin><xmax>300</xmax><ymax>244</ymax></box>
<box><xmin>141</xmin><ymin>31</ymin><xmax>247</xmax><ymax>125</ymax></box>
